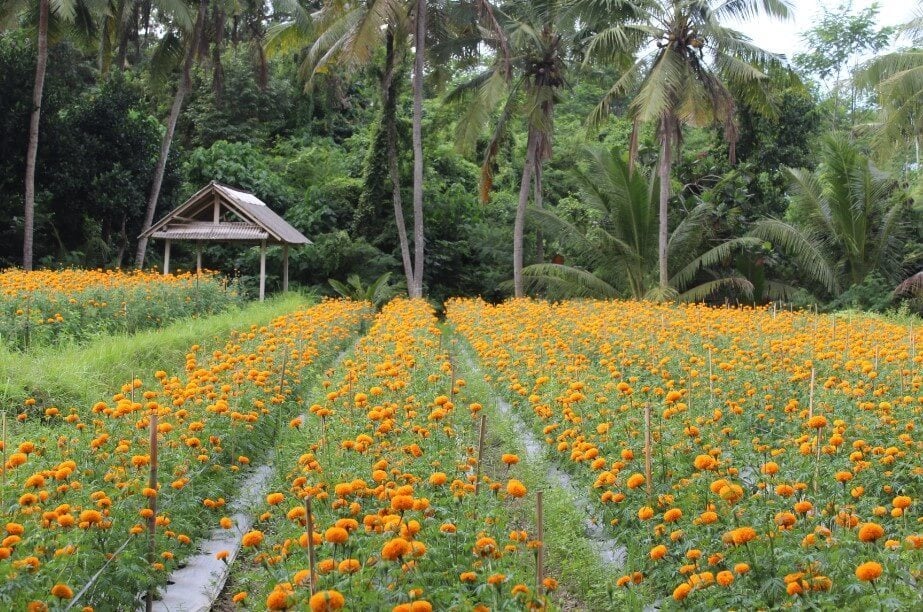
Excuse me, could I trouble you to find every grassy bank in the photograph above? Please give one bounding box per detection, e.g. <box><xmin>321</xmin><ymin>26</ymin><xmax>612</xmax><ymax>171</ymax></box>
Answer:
<box><xmin>0</xmin><ymin>293</ymin><xmax>311</xmax><ymax>412</ymax></box>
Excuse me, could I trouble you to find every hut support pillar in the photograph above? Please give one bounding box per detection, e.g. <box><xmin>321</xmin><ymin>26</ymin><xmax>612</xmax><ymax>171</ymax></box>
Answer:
<box><xmin>259</xmin><ymin>239</ymin><xmax>266</xmax><ymax>301</ymax></box>
<box><xmin>282</xmin><ymin>245</ymin><xmax>289</xmax><ymax>292</ymax></box>
<box><xmin>196</xmin><ymin>242</ymin><xmax>202</xmax><ymax>276</ymax></box>
<box><xmin>163</xmin><ymin>239</ymin><xmax>171</xmax><ymax>275</ymax></box>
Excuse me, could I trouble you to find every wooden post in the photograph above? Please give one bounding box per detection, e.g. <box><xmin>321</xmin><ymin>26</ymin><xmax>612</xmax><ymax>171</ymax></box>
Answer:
<box><xmin>195</xmin><ymin>242</ymin><xmax>202</xmax><ymax>276</ymax></box>
<box><xmin>282</xmin><ymin>244</ymin><xmax>289</xmax><ymax>292</ymax></box>
<box><xmin>305</xmin><ymin>496</ymin><xmax>316</xmax><ymax>596</ymax></box>
<box><xmin>213</xmin><ymin>195</ymin><xmax>220</xmax><ymax>224</ymax></box>
<box><xmin>643</xmin><ymin>403</ymin><xmax>652</xmax><ymax>497</ymax></box>
<box><xmin>145</xmin><ymin>411</ymin><xmax>158</xmax><ymax>612</ymax></box>
<box><xmin>474</xmin><ymin>414</ymin><xmax>486</xmax><ymax>496</ymax></box>
<box><xmin>536</xmin><ymin>490</ymin><xmax>544</xmax><ymax>599</ymax></box>
<box><xmin>163</xmin><ymin>239</ymin><xmax>171</xmax><ymax>275</ymax></box>
<box><xmin>808</xmin><ymin>366</ymin><xmax>816</xmax><ymax>420</ymax></box>
<box><xmin>259</xmin><ymin>240</ymin><xmax>266</xmax><ymax>302</ymax></box>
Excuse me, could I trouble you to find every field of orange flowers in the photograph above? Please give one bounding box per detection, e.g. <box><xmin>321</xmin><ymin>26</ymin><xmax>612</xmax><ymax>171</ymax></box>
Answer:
<box><xmin>226</xmin><ymin>300</ymin><xmax>552</xmax><ymax>611</ymax></box>
<box><xmin>0</xmin><ymin>299</ymin><xmax>368</xmax><ymax>610</ymax></box>
<box><xmin>0</xmin><ymin>269</ymin><xmax>239</xmax><ymax>349</ymax></box>
<box><xmin>448</xmin><ymin>298</ymin><xmax>923</xmax><ymax>610</ymax></box>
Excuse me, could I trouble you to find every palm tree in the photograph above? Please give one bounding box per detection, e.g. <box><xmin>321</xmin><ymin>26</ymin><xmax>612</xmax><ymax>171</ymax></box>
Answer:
<box><xmin>523</xmin><ymin>147</ymin><xmax>763</xmax><ymax>300</ymax></box>
<box><xmin>265</xmin><ymin>0</ymin><xmax>416</xmax><ymax>292</ymax></box>
<box><xmin>134</xmin><ymin>0</ymin><xmax>204</xmax><ymax>268</ymax></box>
<box><xmin>447</xmin><ymin>0</ymin><xmax>569</xmax><ymax>297</ymax></box>
<box><xmin>581</xmin><ymin>0</ymin><xmax>789</xmax><ymax>296</ymax></box>
<box><xmin>752</xmin><ymin>134</ymin><xmax>904</xmax><ymax>293</ymax></box>
<box><xmin>856</xmin><ymin>9</ymin><xmax>923</xmax><ymax>169</ymax></box>
<box><xmin>1</xmin><ymin>0</ymin><xmax>105</xmax><ymax>269</ymax></box>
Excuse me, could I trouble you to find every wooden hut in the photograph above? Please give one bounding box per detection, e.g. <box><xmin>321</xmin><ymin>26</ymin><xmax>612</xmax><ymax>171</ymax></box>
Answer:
<box><xmin>139</xmin><ymin>181</ymin><xmax>310</xmax><ymax>300</ymax></box>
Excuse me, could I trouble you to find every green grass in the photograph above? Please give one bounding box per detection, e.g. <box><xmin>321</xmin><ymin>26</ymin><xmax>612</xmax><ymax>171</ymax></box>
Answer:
<box><xmin>0</xmin><ymin>293</ymin><xmax>312</xmax><ymax>413</ymax></box>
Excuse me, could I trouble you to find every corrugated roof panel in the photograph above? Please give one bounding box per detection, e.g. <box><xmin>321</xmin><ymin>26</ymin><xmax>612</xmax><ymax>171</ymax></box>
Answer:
<box><xmin>151</xmin><ymin>223</ymin><xmax>269</xmax><ymax>241</ymax></box>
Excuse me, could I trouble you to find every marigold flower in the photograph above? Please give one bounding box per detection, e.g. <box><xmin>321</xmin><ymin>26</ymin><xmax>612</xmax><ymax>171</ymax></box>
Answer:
<box><xmin>672</xmin><ymin>582</ymin><xmax>691</xmax><ymax>601</ymax></box>
<box><xmin>50</xmin><ymin>584</ymin><xmax>73</xmax><ymax>599</ymax></box>
<box><xmin>309</xmin><ymin>590</ymin><xmax>345</xmax><ymax>612</ymax></box>
<box><xmin>241</xmin><ymin>530</ymin><xmax>263</xmax><ymax>547</ymax></box>
<box><xmin>381</xmin><ymin>537</ymin><xmax>412</xmax><ymax>561</ymax></box>
<box><xmin>626</xmin><ymin>473</ymin><xmax>645</xmax><ymax>489</ymax></box>
<box><xmin>506</xmin><ymin>479</ymin><xmax>527</xmax><ymax>498</ymax></box>
<box><xmin>324</xmin><ymin>527</ymin><xmax>349</xmax><ymax>545</ymax></box>
<box><xmin>649</xmin><ymin>544</ymin><xmax>667</xmax><ymax>560</ymax></box>
<box><xmin>855</xmin><ymin>561</ymin><xmax>882</xmax><ymax>581</ymax></box>
<box><xmin>858</xmin><ymin>523</ymin><xmax>885</xmax><ymax>543</ymax></box>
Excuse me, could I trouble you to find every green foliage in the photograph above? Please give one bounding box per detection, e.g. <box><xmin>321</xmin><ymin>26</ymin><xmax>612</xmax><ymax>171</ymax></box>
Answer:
<box><xmin>328</xmin><ymin>271</ymin><xmax>404</xmax><ymax>307</ymax></box>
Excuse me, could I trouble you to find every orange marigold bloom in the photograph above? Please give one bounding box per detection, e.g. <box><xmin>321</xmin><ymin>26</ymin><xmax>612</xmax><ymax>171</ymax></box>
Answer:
<box><xmin>893</xmin><ymin>496</ymin><xmax>912</xmax><ymax>510</ymax></box>
<box><xmin>506</xmin><ymin>479</ymin><xmax>527</xmax><ymax>498</ymax></box>
<box><xmin>501</xmin><ymin>454</ymin><xmax>520</xmax><ymax>466</ymax></box>
<box><xmin>638</xmin><ymin>506</ymin><xmax>655</xmax><ymax>520</ymax></box>
<box><xmin>806</xmin><ymin>415</ymin><xmax>828</xmax><ymax>428</ymax></box>
<box><xmin>858</xmin><ymin>523</ymin><xmax>885</xmax><ymax>543</ymax></box>
<box><xmin>650</xmin><ymin>544</ymin><xmax>668</xmax><ymax>560</ymax></box>
<box><xmin>391</xmin><ymin>495</ymin><xmax>414</xmax><ymax>511</ymax></box>
<box><xmin>460</xmin><ymin>571</ymin><xmax>477</xmax><ymax>583</ymax></box>
<box><xmin>730</xmin><ymin>527</ymin><xmax>757</xmax><ymax>546</ymax></box>
<box><xmin>381</xmin><ymin>538</ymin><xmax>412</xmax><ymax>561</ymax></box>
<box><xmin>241</xmin><ymin>530</ymin><xmax>263</xmax><ymax>547</ymax></box>
<box><xmin>693</xmin><ymin>454</ymin><xmax>716</xmax><ymax>470</ymax></box>
<box><xmin>716</xmin><ymin>571</ymin><xmax>734</xmax><ymax>587</ymax></box>
<box><xmin>663</xmin><ymin>508</ymin><xmax>682</xmax><ymax>522</ymax></box>
<box><xmin>50</xmin><ymin>584</ymin><xmax>73</xmax><ymax>599</ymax></box>
<box><xmin>309</xmin><ymin>590</ymin><xmax>345</xmax><ymax>612</ymax></box>
<box><xmin>626</xmin><ymin>473</ymin><xmax>645</xmax><ymax>489</ymax></box>
<box><xmin>324</xmin><ymin>527</ymin><xmax>349</xmax><ymax>545</ymax></box>
<box><xmin>266</xmin><ymin>493</ymin><xmax>285</xmax><ymax>505</ymax></box>
<box><xmin>232</xmin><ymin>592</ymin><xmax>247</xmax><ymax>603</ymax></box>
<box><xmin>220</xmin><ymin>517</ymin><xmax>233</xmax><ymax>529</ymax></box>
<box><xmin>855</xmin><ymin>561</ymin><xmax>882</xmax><ymax>581</ymax></box>
<box><xmin>672</xmin><ymin>582</ymin><xmax>691</xmax><ymax>601</ymax></box>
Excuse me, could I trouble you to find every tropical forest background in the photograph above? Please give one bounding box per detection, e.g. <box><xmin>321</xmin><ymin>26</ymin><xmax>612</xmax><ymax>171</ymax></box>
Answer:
<box><xmin>0</xmin><ymin>0</ymin><xmax>921</xmax><ymax>312</ymax></box>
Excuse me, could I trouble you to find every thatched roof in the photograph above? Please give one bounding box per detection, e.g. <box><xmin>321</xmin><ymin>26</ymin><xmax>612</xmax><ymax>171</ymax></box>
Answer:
<box><xmin>140</xmin><ymin>182</ymin><xmax>310</xmax><ymax>245</ymax></box>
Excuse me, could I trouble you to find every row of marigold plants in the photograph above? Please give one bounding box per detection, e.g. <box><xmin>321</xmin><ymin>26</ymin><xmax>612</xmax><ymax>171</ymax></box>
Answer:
<box><xmin>0</xmin><ymin>268</ymin><xmax>240</xmax><ymax>350</ymax></box>
<box><xmin>225</xmin><ymin>299</ymin><xmax>557</xmax><ymax>611</ymax></box>
<box><xmin>447</xmin><ymin>298</ymin><xmax>923</xmax><ymax>610</ymax></box>
<box><xmin>0</xmin><ymin>298</ymin><xmax>369</xmax><ymax>610</ymax></box>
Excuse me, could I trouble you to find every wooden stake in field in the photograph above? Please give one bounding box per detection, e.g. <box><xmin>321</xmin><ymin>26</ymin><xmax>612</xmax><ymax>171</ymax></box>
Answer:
<box><xmin>643</xmin><ymin>403</ymin><xmax>653</xmax><ymax>498</ymax></box>
<box><xmin>474</xmin><ymin>414</ymin><xmax>486</xmax><ymax>496</ymax></box>
<box><xmin>1</xmin><ymin>411</ymin><xmax>6</xmax><ymax>512</ymax></box>
<box><xmin>535</xmin><ymin>490</ymin><xmax>544</xmax><ymax>599</ymax></box>
<box><xmin>305</xmin><ymin>496</ymin><xmax>317</xmax><ymax>595</ymax></box>
<box><xmin>145</xmin><ymin>411</ymin><xmax>159</xmax><ymax>612</ymax></box>
<box><xmin>808</xmin><ymin>366</ymin><xmax>815</xmax><ymax>420</ymax></box>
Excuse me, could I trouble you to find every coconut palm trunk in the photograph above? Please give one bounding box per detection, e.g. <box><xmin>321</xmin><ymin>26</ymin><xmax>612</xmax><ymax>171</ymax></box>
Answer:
<box><xmin>383</xmin><ymin>28</ymin><xmax>414</xmax><ymax>290</ymax></box>
<box><xmin>22</xmin><ymin>0</ymin><xmax>50</xmax><ymax>271</ymax></box>
<box><xmin>657</xmin><ymin>119</ymin><xmax>672</xmax><ymax>290</ymax></box>
<box><xmin>135</xmin><ymin>0</ymin><xmax>206</xmax><ymax>268</ymax></box>
<box><xmin>409</xmin><ymin>0</ymin><xmax>426</xmax><ymax>298</ymax></box>
<box><xmin>513</xmin><ymin>128</ymin><xmax>539</xmax><ymax>297</ymax></box>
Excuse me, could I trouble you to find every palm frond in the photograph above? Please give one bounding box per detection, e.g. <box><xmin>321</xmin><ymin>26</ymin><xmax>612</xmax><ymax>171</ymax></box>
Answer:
<box><xmin>519</xmin><ymin>263</ymin><xmax>620</xmax><ymax>299</ymax></box>
<box><xmin>678</xmin><ymin>276</ymin><xmax>754</xmax><ymax>302</ymax></box>
<box><xmin>748</xmin><ymin>218</ymin><xmax>839</xmax><ymax>293</ymax></box>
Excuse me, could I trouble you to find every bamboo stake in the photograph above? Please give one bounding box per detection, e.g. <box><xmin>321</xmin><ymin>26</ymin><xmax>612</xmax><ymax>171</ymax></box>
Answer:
<box><xmin>1</xmin><ymin>411</ymin><xmax>6</xmax><ymax>512</ymax></box>
<box><xmin>535</xmin><ymin>491</ymin><xmax>544</xmax><ymax>599</ymax></box>
<box><xmin>643</xmin><ymin>404</ymin><xmax>653</xmax><ymax>498</ymax></box>
<box><xmin>808</xmin><ymin>366</ymin><xmax>815</xmax><ymax>420</ymax></box>
<box><xmin>145</xmin><ymin>411</ymin><xmax>158</xmax><ymax>612</ymax></box>
<box><xmin>474</xmin><ymin>415</ymin><xmax>486</xmax><ymax>496</ymax></box>
<box><xmin>707</xmin><ymin>347</ymin><xmax>714</xmax><ymax>406</ymax></box>
<box><xmin>305</xmin><ymin>496</ymin><xmax>317</xmax><ymax>595</ymax></box>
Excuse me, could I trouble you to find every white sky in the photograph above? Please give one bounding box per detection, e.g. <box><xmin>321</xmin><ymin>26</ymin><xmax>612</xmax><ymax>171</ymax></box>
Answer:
<box><xmin>732</xmin><ymin>0</ymin><xmax>917</xmax><ymax>60</ymax></box>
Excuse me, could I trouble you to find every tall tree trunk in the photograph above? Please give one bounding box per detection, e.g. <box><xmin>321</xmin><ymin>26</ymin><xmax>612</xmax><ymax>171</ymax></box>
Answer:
<box><xmin>23</xmin><ymin>0</ymin><xmax>49</xmax><ymax>271</ymax></box>
<box><xmin>533</xmin><ymin>159</ymin><xmax>543</xmax><ymax>263</ymax></box>
<box><xmin>513</xmin><ymin>129</ymin><xmax>538</xmax><ymax>298</ymax></box>
<box><xmin>658</xmin><ymin>122</ymin><xmax>672</xmax><ymax>291</ymax></box>
<box><xmin>135</xmin><ymin>0</ymin><xmax>206</xmax><ymax>268</ymax></box>
<box><xmin>383</xmin><ymin>29</ymin><xmax>414</xmax><ymax>291</ymax></box>
<box><xmin>410</xmin><ymin>0</ymin><xmax>426</xmax><ymax>298</ymax></box>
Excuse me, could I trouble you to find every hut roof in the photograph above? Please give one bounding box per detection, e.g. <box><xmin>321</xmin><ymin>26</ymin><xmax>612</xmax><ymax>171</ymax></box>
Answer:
<box><xmin>140</xmin><ymin>181</ymin><xmax>311</xmax><ymax>245</ymax></box>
